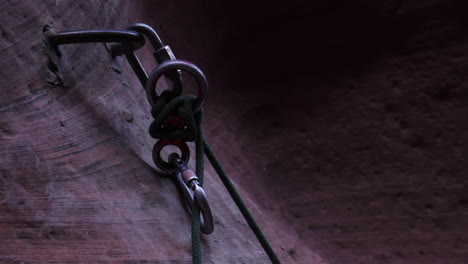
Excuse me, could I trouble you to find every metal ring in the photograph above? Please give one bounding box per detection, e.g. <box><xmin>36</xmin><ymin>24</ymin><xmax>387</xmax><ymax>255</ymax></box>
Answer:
<box><xmin>145</xmin><ymin>60</ymin><xmax>208</xmax><ymax>113</ymax></box>
<box><xmin>152</xmin><ymin>138</ymin><xmax>190</xmax><ymax>172</ymax></box>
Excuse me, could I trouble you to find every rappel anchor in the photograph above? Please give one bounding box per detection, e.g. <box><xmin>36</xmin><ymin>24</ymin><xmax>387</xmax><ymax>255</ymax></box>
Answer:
<box><xmin>45</xmin><ymin>23</ymin><xmax>281</xmax><ymax>264</ymax></box>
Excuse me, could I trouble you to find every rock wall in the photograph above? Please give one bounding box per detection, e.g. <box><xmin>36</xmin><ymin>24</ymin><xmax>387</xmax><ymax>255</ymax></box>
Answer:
<box><xmin>0</xmin><ymin>1</ymin><xmax>293</xmax><ymax>263</ymax></box>
<box><xmin>2</xmin><ymin>0</ymin><xmax>468</xmax><ymax>264</ymax></box>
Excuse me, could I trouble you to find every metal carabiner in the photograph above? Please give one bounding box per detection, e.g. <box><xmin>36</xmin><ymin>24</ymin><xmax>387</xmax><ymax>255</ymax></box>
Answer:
<box><xmin>125</xmin><ymin>23</ymin><xmax>176</xmax><ymax>65</ymax></box>
<box><xmin>169</xmin><ymin>154</ymin><xmax>214</xmax><ymax>235</ymax></box>
<box><xmin>108</xmin><ymin>23</ymin><xmax>182</xmax><ymax>91</ymax></box>
<box><xmin>108</xmin><ymin>23</ymin><xmax>165</xmax><ymax>59</ymax></box>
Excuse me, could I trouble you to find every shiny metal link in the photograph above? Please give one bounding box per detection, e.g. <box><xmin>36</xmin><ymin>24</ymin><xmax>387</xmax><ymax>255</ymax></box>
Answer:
<box><xmin>170</xmin><ymin>154</ymin><xmax>214</xmax><ymax>235</ymax></box>
<box><xmin>108</xmin><ymin>23</ymin><xmax>183</xmax><ymax>90</ymax></box>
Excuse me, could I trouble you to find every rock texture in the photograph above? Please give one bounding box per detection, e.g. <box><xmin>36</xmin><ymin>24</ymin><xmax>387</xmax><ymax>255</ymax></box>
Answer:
<box><xmin>2</xmin><ymin>0</ymin><xmax>468</xmax><ymax>264</ymax></box>
<box><xmin>0</xmin><ymin>1</ymin><xmax>293</xmax><ymax>263</ymax></box>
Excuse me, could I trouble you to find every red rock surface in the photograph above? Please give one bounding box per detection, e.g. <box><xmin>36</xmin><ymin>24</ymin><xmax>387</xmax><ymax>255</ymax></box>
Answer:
<box><xmin>2</xmin><ymin>1</ymin><xmax>468</xmax><ymax>263</ymax></box>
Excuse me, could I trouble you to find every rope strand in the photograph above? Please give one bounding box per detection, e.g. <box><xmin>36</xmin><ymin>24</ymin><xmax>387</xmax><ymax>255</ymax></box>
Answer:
<box><xmin>149</xmin><ymin>91</ymin><xmax>281</xmax><ymax>263</ymax></box>
<box><xmin>203</xmin><ymin>139</ymin><xmax>282</xmax><ymax>264</ymax></box>
<box><xmin>192</xmin><ymin>111</ymin><xmax>204</xmax><ymax>264</ymax></box>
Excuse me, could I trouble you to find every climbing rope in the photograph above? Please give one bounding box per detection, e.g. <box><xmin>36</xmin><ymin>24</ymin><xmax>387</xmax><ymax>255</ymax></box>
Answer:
<box><xmin>147</xmin><ymin>88</ymin><xmax>281</xmax><ymax>264</ymax></box>
<box><xmin>47</xmin><ymin>23</ymin><xmax>281</xmax><ymax>264</ymax></box>
<box><xmin>203</xmin><ymin>141</ymin><xmax>281</xmax><ymax>264</ymax></box>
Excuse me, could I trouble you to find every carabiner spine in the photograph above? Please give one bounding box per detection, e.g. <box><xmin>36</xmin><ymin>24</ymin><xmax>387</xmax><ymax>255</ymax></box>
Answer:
<box><xmin>172</xmin><ymin>169</ymin><xmax>214</xmax><ymax>235</ymax></box>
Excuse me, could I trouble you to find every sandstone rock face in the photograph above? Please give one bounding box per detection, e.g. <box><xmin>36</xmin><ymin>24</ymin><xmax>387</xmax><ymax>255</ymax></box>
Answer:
<box><xmin>2</xmin><ymin>1</ymin><xmax>468</xmax><ymax>264</ymax></box>
<box><xmin>0</xmin><ymin>1</ymin><xmax>293</xmax><ymax>263</ymax></box>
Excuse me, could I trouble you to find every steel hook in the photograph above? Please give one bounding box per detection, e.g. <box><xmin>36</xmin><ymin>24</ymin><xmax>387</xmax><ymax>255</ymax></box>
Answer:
<box><xmin>46</xmin><ymin>28</ymin><xmax>146</xmax><ymax>51</ymax></box>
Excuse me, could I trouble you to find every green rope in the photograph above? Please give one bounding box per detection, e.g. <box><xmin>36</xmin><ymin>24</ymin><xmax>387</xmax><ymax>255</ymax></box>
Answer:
<box><xmin>149</xmin><ymin>91</ymin><xmax>281</xmax><ymax>264</ymax></box>
<box><xmin>203</xmin><ymin>139</ymin><xmax>282</xmax><ymax>264</ymax></box>
<box><xmin>150</xmin><ymin>90</ymin><xmax>198</xmax><ymax>141</ymax></box>
<box><xmin>192</xmin><ymin>110</ymin><xmax>204</xmax><ymax>264</ymax></box>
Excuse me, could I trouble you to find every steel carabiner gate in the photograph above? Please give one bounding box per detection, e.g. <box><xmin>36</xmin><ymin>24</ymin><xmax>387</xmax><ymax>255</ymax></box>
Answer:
<box><xmin>107</xmin><ymin>23</ymin><xmax>182</xmax><ymax>90</ymax></box>
<box><xmin>169</xmin><ymin>154</ymin><xmax>214</xmax><ymax>235</ymax></box>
